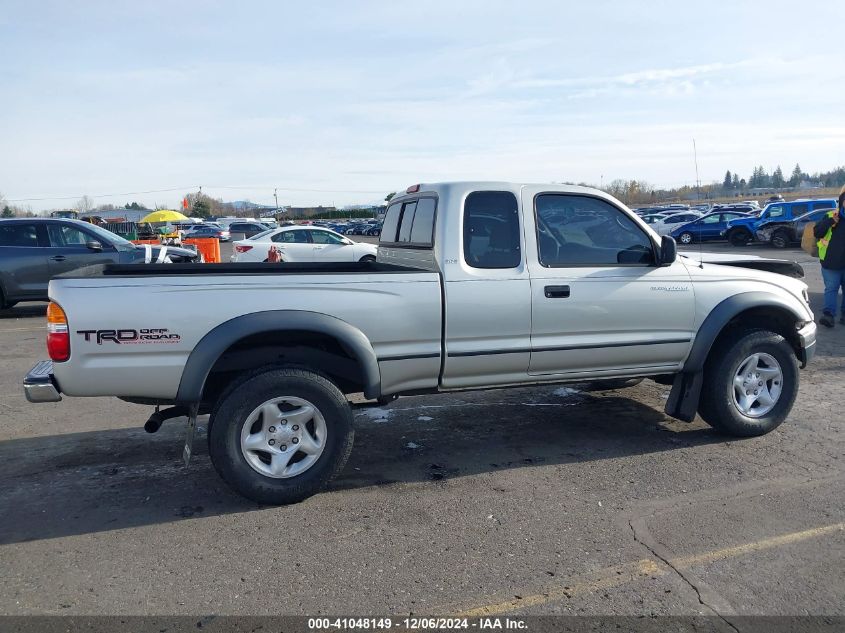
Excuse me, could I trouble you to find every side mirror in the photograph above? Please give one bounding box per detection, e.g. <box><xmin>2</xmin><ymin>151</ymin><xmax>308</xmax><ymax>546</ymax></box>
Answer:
<box><xmin>86</xmin><ymin>241</ymin><xmax>103</xmax><ymax>251</ymax></box>
<box><xmin>659</xmin><ymin>235</ymin><xmax>677</xmax><ymax>266</ymax></box>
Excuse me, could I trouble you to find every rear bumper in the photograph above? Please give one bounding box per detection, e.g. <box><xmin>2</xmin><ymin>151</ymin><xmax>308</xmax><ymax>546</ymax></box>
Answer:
<box><xmin>798</xmin><ymin>321</ymin><xmax>817</xmax><ymax>368</ymax></box>
<box><xmin>23</xmin><ymin>360</ymin><xmax>62</xmax><ymax>403</ymax></box>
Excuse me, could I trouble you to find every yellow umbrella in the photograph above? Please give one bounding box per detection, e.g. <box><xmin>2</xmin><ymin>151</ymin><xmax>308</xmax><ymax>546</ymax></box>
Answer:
<box><xmin>140</xmin><ymin>210</ymin><xmax>190</xmax><ymax>223</ymax></box>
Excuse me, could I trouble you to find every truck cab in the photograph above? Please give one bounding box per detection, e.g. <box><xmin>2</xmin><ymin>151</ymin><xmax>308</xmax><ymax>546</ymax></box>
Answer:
<box><xmin>724</xmin><ymin>198</ymin><xmax>837</xmax><ymax>245</ymax></box>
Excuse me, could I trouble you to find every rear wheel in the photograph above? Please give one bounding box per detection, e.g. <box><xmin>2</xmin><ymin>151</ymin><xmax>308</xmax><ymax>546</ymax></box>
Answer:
<box><xmin>770</xmin><ymin>229</ymin><xmax>790</xmax><ymax>249</ymax></box>
<box><xmin>208</xmin><ymin>367</ymin><xmax>354</xmax><ymax>504</ymax></box>
<box><xmin>678</xmin><ymin>231</ymin><xmax>694</xmax><ymax>245</ymax></box>
<box><xmin>0</xmin><ymin>288</ymin><xmax>15</xmax><ymax>310</ymax></box>
<box><xmin>728</xmin><ymin>229</ymin><xmax>752</xmax><ymax>246</ymax></box>
<box><xmin>698</xmin><ymin>329</ymin><xmax>798</xmax><ymax>437</ymax></box>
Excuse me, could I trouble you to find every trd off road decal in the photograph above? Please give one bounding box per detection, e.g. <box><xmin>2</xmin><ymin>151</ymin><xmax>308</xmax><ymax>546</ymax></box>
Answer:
<box><xmin>76</xmin><ymin>328</ymin><xmax>181</xmax><ymax>344</ymax></box>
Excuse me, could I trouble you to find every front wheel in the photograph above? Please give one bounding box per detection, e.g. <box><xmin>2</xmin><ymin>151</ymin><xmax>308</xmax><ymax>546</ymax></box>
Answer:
<box><xmin>359</xmin><ymin>255</ymin><xmax>376</xmax><ymax>263</ymax></box>
<box><xmin>208</xmin><ymin>367</ymin><xmax>354</xmax><ymax>504</ymax></box>
<box><xmin>728</xmin><ymin>229</ymin><xmax>751</xmax><ymax>246</ymax></box>
<box><xmin>770</xmin><ymin>229</ymin><xmax>790</xmax><ymax>249</ymax></box>
<box><xmin>698</xmin><ymin>329</ymin><xmax>798</xmax><ymax>437</ymax></box>
<box><xmin>678</xmin><ymin>232</ymin><xmax>694</xmax><ymax>245</ymax></box>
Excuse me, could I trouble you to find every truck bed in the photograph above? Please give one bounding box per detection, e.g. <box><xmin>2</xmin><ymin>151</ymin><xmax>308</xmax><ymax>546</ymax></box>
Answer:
<box><xmin>61</xmin><ymin>261</ymin><xmax>425</xmax><ymax>278</ymax></box>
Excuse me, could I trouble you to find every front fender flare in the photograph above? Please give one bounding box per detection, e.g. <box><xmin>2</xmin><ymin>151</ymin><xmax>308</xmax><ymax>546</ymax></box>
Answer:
<box><xmin>666</xmin><ymin>291</ymin><xmax>807</xmax><ymax>422</ymax></box>
<box><xmin>175</xmin><ymin>310</ymin><xmax>381</xmax><ymax>402</ymax></box>
<box><xmin>683</xmin><ymin>291</ymin><xmax>807</xmax><ymax>373</ymax></box>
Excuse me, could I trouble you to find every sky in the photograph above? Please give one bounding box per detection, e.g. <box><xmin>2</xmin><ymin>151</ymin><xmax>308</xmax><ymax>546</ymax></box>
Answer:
<box><xmin>2</xmin><ymin>0</ymin><xmax>844</xmax><ymax>211</ymax></box>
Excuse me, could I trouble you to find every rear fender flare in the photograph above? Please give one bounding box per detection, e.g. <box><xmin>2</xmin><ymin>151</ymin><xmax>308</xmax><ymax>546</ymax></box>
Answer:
<box><xmin>175</xmin><ymin>310</ymin><xmax>381</xmax><ymax>402</ymax></box>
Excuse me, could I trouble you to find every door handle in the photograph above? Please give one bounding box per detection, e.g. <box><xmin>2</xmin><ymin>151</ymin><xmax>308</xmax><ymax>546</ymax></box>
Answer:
<box><xmin>49</xmin><ymin>256</ymin><xmax>66</xmax><ymax>262</ymax></box>
<box><xmin>544</xmin><ymin>285</ymin><xmax>570</xmax><ymax>298</ymax></box>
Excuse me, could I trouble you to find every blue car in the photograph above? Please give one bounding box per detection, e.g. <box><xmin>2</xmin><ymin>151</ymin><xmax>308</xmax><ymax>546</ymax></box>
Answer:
<box><xmin>669</xmin><ymin>210</ymin><xmax>752</xmax><ymax>245</ymax></box>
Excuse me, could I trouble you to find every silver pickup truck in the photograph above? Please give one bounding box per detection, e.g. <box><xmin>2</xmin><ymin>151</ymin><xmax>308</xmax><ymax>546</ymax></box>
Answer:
<box><xmin>24</xmin><ymin>182</ymin><xmax>817</xmax><ymax>504</ymax></box>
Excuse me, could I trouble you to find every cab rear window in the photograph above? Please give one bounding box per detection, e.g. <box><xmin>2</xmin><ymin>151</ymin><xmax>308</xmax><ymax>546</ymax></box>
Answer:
<box><xmin>379</xmin><ymin>197</ymin><xmax>437</xmax><ymax>248</ymax></box>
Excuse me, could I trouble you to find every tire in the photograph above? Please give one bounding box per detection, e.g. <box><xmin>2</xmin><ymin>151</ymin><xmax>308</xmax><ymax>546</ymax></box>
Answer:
<box><xmin>698</xmin><ymin>329</ymin><xmax>798</xmax><ymax>437</ymax></box>
<box><xmin>728</xmin><ymin>229</ymin><xmax>751</xmax><ymax>246</ymax></box>
<box><xmin>678</xmin><ymin>232</ymin><xmax>694</xmax><ymax>245</ymax></box>
<box><xmin>208</xmin><ymin>367</ymin><xmax>354</xmax><ymax>504</ymax></box>
<box><xmin>0</xmin><ymin>287</ymin><xmax>14</xmax><ymax>310</ymax></box>
<box><xmin>770</xmin><ymin>229</ymin><xmax>790</xmax><ymax>249</ymax></box>
<box><xmin>359</xmin><ymin>255</ymin><xmax>376</xmax><ymax>263</ymax></box>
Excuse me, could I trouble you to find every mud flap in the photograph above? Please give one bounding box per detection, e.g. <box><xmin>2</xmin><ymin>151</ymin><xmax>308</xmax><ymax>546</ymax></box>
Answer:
<box><xmin>664</xmin><ymin>372</ymin><xmax>702</xmax><ymax>422</ymax></box>
<box><xmin>182</xmin><ymin>403</ymin><xmax>200</xmax><ymax>467</ymax></box>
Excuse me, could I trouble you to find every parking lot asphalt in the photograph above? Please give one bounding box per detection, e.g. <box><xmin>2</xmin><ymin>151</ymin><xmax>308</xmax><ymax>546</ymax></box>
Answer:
<box><xmin>0</xmin><ymin>244</ymin><xmax>842</xmax><ymax>618</ymax></box>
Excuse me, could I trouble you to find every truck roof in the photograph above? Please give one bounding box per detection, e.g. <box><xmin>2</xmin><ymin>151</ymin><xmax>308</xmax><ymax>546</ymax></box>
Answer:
<box><xmin>392</xmin><ymin>181</ymin><xmax>615</xmax><ymax>203</ymax></box>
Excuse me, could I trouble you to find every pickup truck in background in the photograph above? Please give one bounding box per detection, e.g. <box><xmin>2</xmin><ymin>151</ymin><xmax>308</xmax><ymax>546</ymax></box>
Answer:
<box><xmin>724</xmin><ymin>198</ymin><xmax>837</xmax><ymax>246</ymax></box>
<box><xmin>23</xmin><ymin>182</ymin><xmax>817</xmax><ymax>504</ymax></box>
<box><xmin>755</xmin><ymin>208</ymin><xmax>835</xmax><ymax>249</ymax></box>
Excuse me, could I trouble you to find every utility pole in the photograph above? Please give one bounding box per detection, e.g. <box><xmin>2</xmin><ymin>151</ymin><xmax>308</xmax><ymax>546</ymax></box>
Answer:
<box><xmin>692</xmin><ymin>139</ymin><xmax>701</xmax><ymax>201</ymax></box>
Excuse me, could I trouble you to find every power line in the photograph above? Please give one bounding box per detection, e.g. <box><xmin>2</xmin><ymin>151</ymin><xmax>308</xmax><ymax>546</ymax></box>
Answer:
<box><xmin>6</xmin><ymin>184</ymin><xmax>390</xmax><ymax>203</ymax></box>
<box><xmin>6</xmin><ymin>187</ymin><xmax>189</xmax><ymax>202</ymax></box>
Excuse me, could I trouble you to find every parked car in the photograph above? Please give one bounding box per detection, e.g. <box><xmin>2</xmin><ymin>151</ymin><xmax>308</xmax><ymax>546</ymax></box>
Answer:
<box><xmin>669</xmin><ymin>210</ymin><xmax>752</xmax><ymax>245</ymax></box>
<box><xmin>651</xmin><ymin>212</ymin><xmax>703</xmax><ymax>236</ymax></box>
<box><xmin>184</xmin><ymin>225</ymin><xmax>231</xmax><ymax>241</ymax></box>
<box><xmin>756</xmin><ymin>208</ymin><xmax>835</xmax><ymax>249</ymax></box>
<box><xmin>0</xmin><ymin>218</ymin><xmax>200</xmax><ymax>308</ymax></box>
<box><xmin>364</xmin><ymin>223</ymin><xmax>383</xmax><ymax>236</ymax></box>
<box><xmin>640</xmin><ymin>213</ymin><xmax>669</xmax><ymax>226</ymax></box>
<box><xmin>724</xmin><ymin>199</ymin><xmax>837</xmax><ymax>246</ymax></box>
<box><xmin>342</xmin><ymin>223</ymin><xmax>369</xmax><ymax>235</ymax></box>
<box><xmin>231</xmin><ymin>226</ymin><xmax>378</xmax><ymax>263</ymax></box>
<box><xmin>227</xmin><ymin>221</ymin><xmax>272</xmax><ymax>238</ymax></box>
<box><xmin>24</xmin><ymin>182</ymin><xmax>816</xmax><ymax>505</ymax></box>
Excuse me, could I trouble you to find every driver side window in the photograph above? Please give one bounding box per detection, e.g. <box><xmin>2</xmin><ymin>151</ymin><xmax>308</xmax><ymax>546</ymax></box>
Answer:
<box><xmin>535</xmin><ymin>194</ymin><xmax>654</xmax><ymax>266</ymax></box>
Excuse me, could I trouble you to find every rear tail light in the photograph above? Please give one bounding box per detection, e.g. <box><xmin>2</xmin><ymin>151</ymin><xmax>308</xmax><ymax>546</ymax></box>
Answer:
<box><xmin>46</xmin><ymin>302</ymin><xmax>70</xmax><ymax>362</ymax></box>
<box><xmin>235</xmin><ymin>244</ymin><xmax>253</xmax><ymax>253</ymax></box>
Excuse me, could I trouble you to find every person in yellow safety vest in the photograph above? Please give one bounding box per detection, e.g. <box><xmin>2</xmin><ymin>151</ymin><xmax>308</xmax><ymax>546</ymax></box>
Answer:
<box><xmin>813</xmin><ymin>185</ymin><xmax>845</xmax><ymax>328</ymax></box>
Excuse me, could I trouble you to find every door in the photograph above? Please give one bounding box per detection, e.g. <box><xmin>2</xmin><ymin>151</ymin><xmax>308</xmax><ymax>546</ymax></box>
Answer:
<box><xmin>270</xmin><ymin>229</ymin><xmax>314</xmax><ymax>261</ymax></box>
<box><xmin>695</xmin><ymin>213</ymin><xmax>724</xmax><ymax>240</ymax></box>
<box><xmin>524</xmin><ymin>190</ymin><xmax>695</xmax><ymax>377</ymax></box>
<box><xmin>46</xmin><ymin>223</ymin><xmax>118</xmax><ymax>278</ymax></box>
<box><xmin>440</xmin><ymin>189</ymin><xmax>533</xmax><ymax>389</ymax></box>
<box><xmin>308</xmin><ymin>229</ymin><xmax>356</xmax><ymax>262</ymax></box>
<box><xmin>0</xmin><ymin>222</ymin><xmax>49</xmax><ymax>299</ymax></box>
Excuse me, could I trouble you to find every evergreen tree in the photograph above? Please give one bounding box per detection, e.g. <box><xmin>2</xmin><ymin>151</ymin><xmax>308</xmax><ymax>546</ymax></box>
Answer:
<box><xmin>789</xmin><ymin>164</ymin><xmax>803</xmax><ymax>187</ymax></box>
<box><xmin>1</xmin><ymin>205</ymin><xmax>13</xmax><ymax>218</ymax></box>
<box><xmin>732</xmin><ymin>173</ymin><xmax>740</xmax><ymax>189</ymax></box>
<box><xmin>723</xmin><ymin>170</ymin><xmax>733</xmax><ymax>190</ymax></box>
<box><xmin>772</xmin><ymin>165</ymin><xmax>785</xmax><ymax>188</ymax></box>
<box><xmin>192</xmin><ymin>199</ymin><xmax>211</xmax><ymax>218</ymax></box>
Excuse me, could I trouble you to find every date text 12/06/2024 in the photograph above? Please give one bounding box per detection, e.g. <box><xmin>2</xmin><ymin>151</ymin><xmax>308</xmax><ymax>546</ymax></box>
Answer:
<box><xmin>307</xmin><ymin>618</ymin><xmax>527</xmax><ymax>630</ymax></box>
